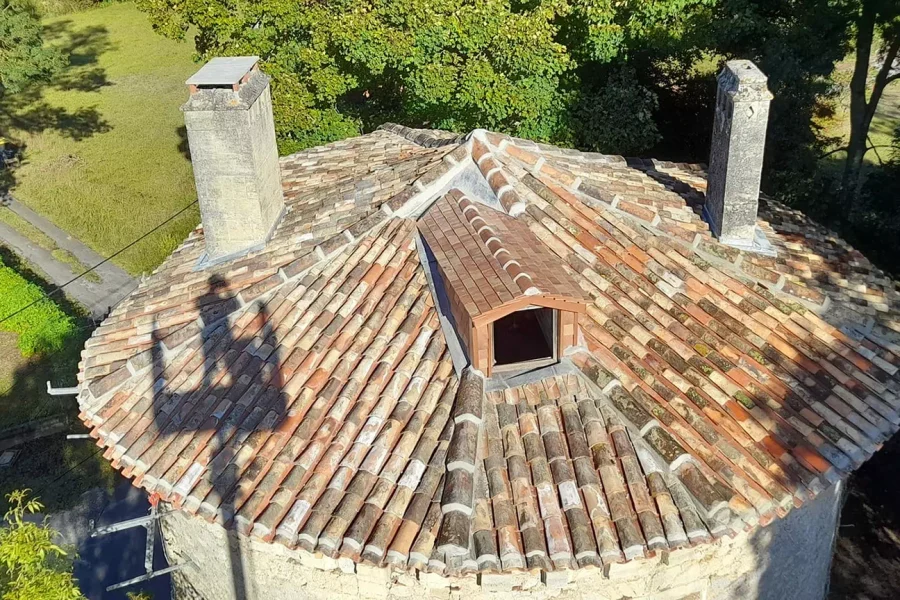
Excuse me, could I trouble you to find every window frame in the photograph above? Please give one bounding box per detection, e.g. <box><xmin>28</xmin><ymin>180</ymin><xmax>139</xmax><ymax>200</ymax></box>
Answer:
<box><xmin>490</xmin><ymin>306</ymin><xmax>559</xmax><ymax>374</ymax></box>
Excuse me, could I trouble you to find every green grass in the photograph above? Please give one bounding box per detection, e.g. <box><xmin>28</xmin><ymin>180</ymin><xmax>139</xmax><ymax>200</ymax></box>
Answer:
<box><xmin>0</xmin><ymin>249</ymin><xmax>106</xmax><ymax>513</ymax></box>
<box><xmin>2</xmin><ymin>2</ymin><xmax>200</xmax><ymax>275</ymax></box>
<box><xmin>0</xmin><ymin>247</ymin><xmax>90</xmax><ymax>428</ymax></box>
<box><xmin>0</xmin><ymin>207</ymin><xmax>101</xmax><ymax>283</ymax></box>
<box><xmin>0</xmin><ymin>254</ymin><xmax>76</xmax><ymax>357</ymax></box>
<box><xmin>819</xmin><ymin>55</ymin><xmax>900</xmax><ymax>172</ymax></box>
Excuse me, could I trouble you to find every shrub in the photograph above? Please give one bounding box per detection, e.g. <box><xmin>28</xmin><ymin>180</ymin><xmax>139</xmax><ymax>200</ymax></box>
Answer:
<box><xmin>0</xmin><ymin>490</ymin><xmax>85</xmax><ymax>600</ymax></box>
<box><xmin>0</xmin><ymin>255</ymin><xmax>75</xmax><ymax>356</ymax></box>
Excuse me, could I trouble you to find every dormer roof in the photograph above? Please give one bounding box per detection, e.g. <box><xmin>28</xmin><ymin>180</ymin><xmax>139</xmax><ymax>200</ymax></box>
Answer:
<box><xmin>418</xmin><ymin>189</ymin><xmax>589</xmax><ymax>325</ymax></box>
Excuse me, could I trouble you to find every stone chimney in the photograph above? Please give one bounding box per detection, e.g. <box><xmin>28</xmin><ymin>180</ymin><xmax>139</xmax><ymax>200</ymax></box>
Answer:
<box><xmin>182</xmin><ymin>56</ymin><xmax>284</xmax><ymax>263</ymax></box>
<box><xmin>705</xmin><ymin>60</ymin><xmax>773</xmax><ymax>250</ymax></box>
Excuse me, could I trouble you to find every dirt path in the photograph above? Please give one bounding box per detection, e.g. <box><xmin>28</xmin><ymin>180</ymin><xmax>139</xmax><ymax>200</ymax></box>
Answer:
<box><xmin>0</xmin><ymin>195</ymin><xmax>137</xmax><ymax>318</ymax></box>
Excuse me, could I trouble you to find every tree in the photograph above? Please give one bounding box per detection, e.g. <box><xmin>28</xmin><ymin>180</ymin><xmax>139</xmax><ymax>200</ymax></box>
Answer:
<box><xmin>571</xmin><ymin>65</ymin><xmax>661</xmax><ymax>154</ymax></box>
<box><xmin>699</xmin><ymin>0</ymin><xmax>853</xmax><ymax>201</ymax></box>
<box><xmin>138</xmin><ymin>0</ymin><xmax>577</xmax><ymax>152</ymax></box>
<box><xmin>851</xmin><ymin>125</ymin><xmax>900</xmax><ymax>273</ymax></box>
<box><xmin>0</xmin><ymin>0</ymin><xmax>64</xmax><ymax>99</ymax></box>
<box><xmin>0</xmin><ymin>490</ymin><xmax>84</xmax><ymax>600</ymax></box>
<box><xmin>839</xmin><ymin>0</ymin><xmax>899</xmax><ymax>210</ymax></box>
<box><xmin>136</xmin><ymin>0</ymin><xmax>718</xmax><ymax>154</ymax></box>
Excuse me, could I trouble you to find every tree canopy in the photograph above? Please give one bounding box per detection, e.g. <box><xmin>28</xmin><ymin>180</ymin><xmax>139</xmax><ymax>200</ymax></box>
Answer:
<box><xmin>0</xmin><ymin>0</ymin><xmax>64</xmax><ymax>98</ymax></box>
<box><xmin>137</xmin><ymin>0</ymin><xmax>717</xmax><ymax>154</ymax></box>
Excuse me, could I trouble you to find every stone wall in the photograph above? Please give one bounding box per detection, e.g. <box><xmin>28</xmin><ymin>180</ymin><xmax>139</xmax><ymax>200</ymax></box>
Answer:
<box><xmin>162</xmin><ymin>481</ymin><xmax>842</xmax><ymax>600</ymax></box>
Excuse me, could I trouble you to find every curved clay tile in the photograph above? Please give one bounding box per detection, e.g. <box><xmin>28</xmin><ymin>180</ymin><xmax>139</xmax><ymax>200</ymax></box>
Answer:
<box><xmin>76</xmin><ymin>124</ymin><xmax>900</xmax><ymax>584</ymax></box>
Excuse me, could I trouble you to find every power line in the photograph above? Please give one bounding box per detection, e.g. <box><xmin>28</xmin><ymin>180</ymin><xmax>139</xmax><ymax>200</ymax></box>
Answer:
<box><xmin>0</xmin><ymin>200</ymin><xmax>198</xmax><ymax>326</ymax></box>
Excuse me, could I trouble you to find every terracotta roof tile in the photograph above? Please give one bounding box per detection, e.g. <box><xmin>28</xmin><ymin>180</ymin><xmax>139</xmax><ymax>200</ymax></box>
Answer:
<box><xmin>418</xmin><ymin>190</ymin><xmax>590</xmax><ymax>325</ymax></box>
<box><xmin>77</xmin><ymin>124</ymin><xmax>900</xmax><ymax>580</ymax></box>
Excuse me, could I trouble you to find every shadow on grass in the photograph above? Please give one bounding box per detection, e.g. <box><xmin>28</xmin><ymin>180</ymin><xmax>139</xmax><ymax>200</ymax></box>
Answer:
<box><xmin>0</xmin><ymin>243</ymin><xmax>104</xmax><ymax>510</ymax></box>
<box><xmin>176</xmin><ymin>125</ymin><xmax>191</xmax><ymax>161</ymax></box>
<box><xmin>0</xmin><ymin>435</ymin><xmax>118</xmax><ymax>515</ymax></box>
<box><xmin>0</xmin><ymin>20</ymin><xmax>114</xmax><ymax>193</ymax></box>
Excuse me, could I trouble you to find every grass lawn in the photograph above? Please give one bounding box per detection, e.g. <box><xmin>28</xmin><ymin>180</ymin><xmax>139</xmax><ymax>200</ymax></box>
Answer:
<box><xmin>0</xmin><ymin>250</ymin><xmax>109</xmax><ymax>513</ymax></box>
<box><xmin>0</xmin><ymin>329</ymin><xmax>88</xmax><ymax>430</ymax></box>
<box><xmin>2</xmin><ymin>2</ymin><xmax>200</xmax><ymax>276</ymax></box>
<box><xmin>0</xmin><ymin>247</ymin><xmax>90</xmax><ymax>430</ymax></box>
<box><xmin>819</xmin><ymin>55</ymin><xmax>900</xmax><ymax>173</ymax></box>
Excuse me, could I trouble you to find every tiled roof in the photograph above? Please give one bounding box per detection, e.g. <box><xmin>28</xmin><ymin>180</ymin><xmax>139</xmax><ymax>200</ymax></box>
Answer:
<box><xmin>77</xmin><ymin>123</ymin><xmax>900</xmax><ymax>579</ymax></box>
<box><xmin>418</xmin><ymin>190</ymin><xmax>589</xmax><ymax>323</ymax></box>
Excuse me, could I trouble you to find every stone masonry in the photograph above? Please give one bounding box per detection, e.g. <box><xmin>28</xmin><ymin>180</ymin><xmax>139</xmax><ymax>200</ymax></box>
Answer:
<box><xmin>182</xmin><ymin>59</ymin><xmax>285</xmax><ymax>262</ymax></box>
<box><xmin>705</xmin><ymin>59</ymin><xmax>773</xmax><ymax>247</ymax></box>
<box><xmin>162</xmin><ymin>481</ymin><xmax>843</xmax><ymax>600</ymax></box>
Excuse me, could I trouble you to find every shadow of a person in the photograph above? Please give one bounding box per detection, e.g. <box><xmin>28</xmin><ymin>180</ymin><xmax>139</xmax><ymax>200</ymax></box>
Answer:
<box><xmin>150</xmin><ymin>274</ymin><xmax>285</xmax><ymax>600</ymax></box>
<box><xmin>200</xmin><ymin>275</ymin><xmax>250</xmax><ymax>599</ymax></box>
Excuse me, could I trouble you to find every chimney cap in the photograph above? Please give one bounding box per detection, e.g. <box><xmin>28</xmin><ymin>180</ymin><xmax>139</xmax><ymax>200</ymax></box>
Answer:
<box><xmin>186</xmin><ymin>56</ymin><xmax>260</xmax><ymax>87</ymax></box>
<box><xmin>718</xmin><ymin>59</ymin><xmax>773</xmax><ymax>101</ymax></box>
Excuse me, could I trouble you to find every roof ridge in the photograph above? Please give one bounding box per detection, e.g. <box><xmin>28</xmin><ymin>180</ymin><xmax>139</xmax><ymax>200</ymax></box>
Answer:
<box><xmin>446</xmin><ymin>189</ymin><xmax>540</xmax><ymax>296</ymax></box>
<box><xmin>377</xmin><ymin>123</ymin><xmax>467</xmax><ymax>148</ymax></box>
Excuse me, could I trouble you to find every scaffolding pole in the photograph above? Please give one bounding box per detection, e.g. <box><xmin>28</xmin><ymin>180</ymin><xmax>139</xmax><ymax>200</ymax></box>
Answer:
<box><xmin>89</xmin><ymin>493</ymin><xmax>189</xmax><ymax>592</ymax></box>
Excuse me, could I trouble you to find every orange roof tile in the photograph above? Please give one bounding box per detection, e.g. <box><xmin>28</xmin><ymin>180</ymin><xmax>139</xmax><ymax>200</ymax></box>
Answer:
<box><xmin>76</xmin><ymin>123</ymin><xmax>900</xmax><ymax>579</ymax></box>
<box><xmin>418</xmin><ymin>190</ymin><xmax>590</xmax><ymax>325</ymax></box>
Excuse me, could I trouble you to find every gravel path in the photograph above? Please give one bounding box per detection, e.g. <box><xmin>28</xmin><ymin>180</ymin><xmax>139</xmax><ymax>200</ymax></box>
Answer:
<box><xmin>0</xmin><ymin>195</ymin><xmax>137</xmax><ymax>318</ymax></box>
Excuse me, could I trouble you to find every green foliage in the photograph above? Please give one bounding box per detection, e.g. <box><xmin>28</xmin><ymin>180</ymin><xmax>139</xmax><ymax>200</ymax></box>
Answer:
<box><xmin>137</xmin><ymin>0</ymin><xmax>718</xmax><ymax>152</ymax></box>
<box><xmin>720</xmin><ymin>0</ymin><xmax>852</xmax><ymax>200</ymax></box>
<box><xmin>572</xmin><ymin>66</ymin><xmax>660</xmax><ymax>154</ymax></box>
<box><xmin>0</xmin><ymin>0</ymin><xmax>65</xmax><ymax>97</ymax></box>
<box><xmin>0</xmin><ymin>254</ymin><xmax>74</xmax><ymax>356</ymax></box>
<box><xmin>0</xmin><ymin>491</ymin><xmax>84</xmax><ymax>600</ymax></box>
<box><xmin>561</xmin><ymin>0</ymin><xmax>716</xmax><ymax>63</ymax></box>
<box><xmin>147</xmin><ymin>0</ymin><xmax>575</xmax><ymax>145</ymax></box>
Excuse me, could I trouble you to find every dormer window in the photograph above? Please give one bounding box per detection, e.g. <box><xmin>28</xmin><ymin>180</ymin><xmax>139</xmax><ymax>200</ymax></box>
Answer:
<box><xmin>418</xmin><ymin>189</ymin><xmax>590</xmax><ymax>377</ymax></box>
<box><xmin>493</xmin><ymin>307</ymin><xmax>557</xmax><ymax>372</ymax></box>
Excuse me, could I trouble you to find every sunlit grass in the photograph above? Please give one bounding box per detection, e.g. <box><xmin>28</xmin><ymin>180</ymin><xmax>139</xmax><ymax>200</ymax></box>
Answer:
<box><xmin>4</xmin><ymin>3</ymin><xmax>200</xmax><ymax>275</ymax></box>
<box><xmin>818</xmin><ymin>54</ymin><xmax>900</xmax><ymax>172</ymax></box>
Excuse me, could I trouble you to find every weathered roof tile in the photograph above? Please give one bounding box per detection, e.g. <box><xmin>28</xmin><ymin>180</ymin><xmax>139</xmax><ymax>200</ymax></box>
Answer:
<box><xmin>78</xmin><ymin>124</ymin><xmax>900</xmax><ymax>580</ymax></box>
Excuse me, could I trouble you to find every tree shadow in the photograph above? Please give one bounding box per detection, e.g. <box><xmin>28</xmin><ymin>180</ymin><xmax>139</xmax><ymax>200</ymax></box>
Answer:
<box><xmin>0</xmin><ymin>20</ymin><xmax>114</xmax><ymax>192</ymax></box>
<box><xmin>47</xmin><ymin>21</ymin><xmax>115</xmax><ymax>93</ymax></box>
<box><xmin>147</xmin><ymin>274</ymin><xmax>286</xmax><ymax>599</ymax></box>
<box><xmin>623</xmin><ymin>158</ymin><xmax>708</xmax><ymax>210</ymax></box>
